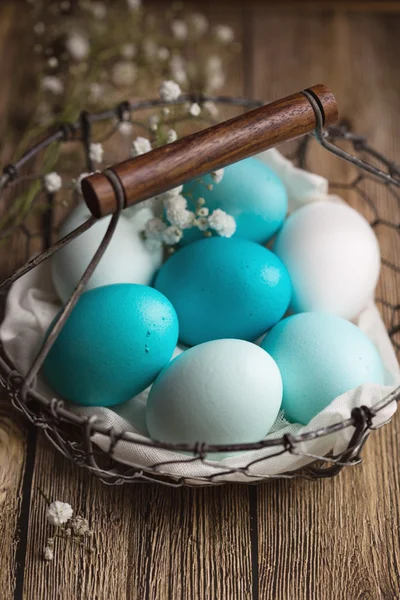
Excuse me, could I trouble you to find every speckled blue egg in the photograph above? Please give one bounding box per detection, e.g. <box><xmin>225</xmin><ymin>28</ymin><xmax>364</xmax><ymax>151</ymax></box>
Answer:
<box><xmin>261</xmin><ymin>312</ymin><xmax>386</xmax><ymax>425</ymax></box>
<box><xmin>42</xmin><ymin>284</ymin><xmax>179</xmax><ymax>407</ymax></box>
<box><xmin>154</xmin><ymin>237</ymin><xmax>292</xmax><ymax>346</ymax></box>
<box><xmin>181</xmin><ymin>158</ymin><xmax>288</xmax><ymax>245</ymax></box>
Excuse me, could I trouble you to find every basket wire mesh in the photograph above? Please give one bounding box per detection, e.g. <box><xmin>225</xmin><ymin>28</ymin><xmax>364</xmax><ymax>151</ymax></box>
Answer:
<box><xmin>0</xmin><ymin>94</ymin><xmax>399</xmax><ymax>486</ymax></box>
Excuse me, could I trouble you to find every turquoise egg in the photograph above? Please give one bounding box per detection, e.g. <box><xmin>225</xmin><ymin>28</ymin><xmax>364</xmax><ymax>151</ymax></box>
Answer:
<box><xmin>154</xmin><ymin>237</ymin><xmax>292</xmax><ymax>346</ymax></box>
<box><xmin>261</xmin><ymin>312</ymin><xmax>385</xmax><ymax>425</ymax></box>
<box><xmin>182</xmin><ymin>157</ymin><xmax>288</xmax><ymax>245</ymax></box>
<box><xmin>42</xmin><ymin>284</ymin><xmax>179</xmax><ymax>407</ymax></box>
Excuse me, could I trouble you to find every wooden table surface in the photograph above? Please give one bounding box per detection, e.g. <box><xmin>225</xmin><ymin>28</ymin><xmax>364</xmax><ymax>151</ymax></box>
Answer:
<box><xmin>1</xmin><ymin>2</ymin><xmax>400</xmax><ymax>599</ymax></box>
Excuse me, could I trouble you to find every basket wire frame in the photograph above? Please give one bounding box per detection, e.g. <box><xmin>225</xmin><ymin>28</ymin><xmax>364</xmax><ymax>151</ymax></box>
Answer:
<box><xmin>0</xmin><ymin>93</ymin><xmax>399</xmax><ymax>486</ymax></box>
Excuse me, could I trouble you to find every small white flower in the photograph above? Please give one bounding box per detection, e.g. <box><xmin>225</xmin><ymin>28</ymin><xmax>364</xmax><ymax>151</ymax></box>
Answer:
<box><xmin>132</xmin><ymin>137</ymin><xmax>152</xmax><ymax>157</ymax></box>
<box><xmin>162</xmin><ymin>107</ymin><xmax>170</xmax><ymax>116</ymax></box>
<box><xmin>158</xmin><ymin>185</ymin><xmax>183</xmax><ymax>202</ymax></box>
<box><xmin>169</xmin><ymin>55</ymin><xmax>188</xmax><ymax>85</ymax></box>
<box><xmin>34</xmin><ymin>21</ymin><xmax>45</xmax><ymax>35</ymax></box>
<box><xmin>189</xmin><ymin>13</ymin><xmax>208</xmax><ymax>36</ymax></box>
<box><xmin>70</xmin><ymin>515</ymin><xmax>90</xmax><ymax>536</ymax></box>
<box><xmin>208</xmin><ymin>71</ymin><xmax>225</xmax><ymax>91</ymax></box>
<box><xmin>118</xmin><ymin>121</ymin><xmax>133</xmax><ymax>136</ymax></box>
<box><xmin>75</xmin><ymin>172</ymin><xmax>91</xmax><ymax>194</ymax></box>
<box><xmin>171</xmin><ymin>20</ymin><xmax>188</xmax><ymax>41</ymax></box>
<box><xmin>159</xmin><ymin>80</ymin><xmax>181</xmax><ymax>102</ymax></box>
<box><xmin>195</xmin><ymin>217</ymin><xmax>209</xmax><ymax>231</ymax></box>
<box><xmin>208</xmin><ymin>209</ymin><xmax>236</xmax><ymax>237</ymax></box>
<box><xmin>66</xmin><ymin>32</ymin><xmax>90</xmax><ymax>61</ymax></box>
<box><xmin>167</xmin><ymin>129</ymin><xmax>178</xmax><ymax>143</ymax></box>
<box><xmin>46</xmin><ymin>501</ymin><xmax>73</xmax><ymax>526</ymax></box>
<box><xmin>112</xmin><ymin>61</ymin><xmax>137</xmax><ymax>87</ymax></box>
<box><xmin>145</xmin><ymin>217</ymin><xmax>167</xmax><ymax>240</ymax></box>
<box><xmin>207</xmin><ymin>55</ymin><xmax>223</xmax><ymax>73</ymax></box>
<box><xmin>214</xmin><ymin>24</ymin><xmax>234</xmax><ymax>43</ymax></box>
<box><xmin>44</xmin><ymin>546</ymin><xmax>54</xmax><ymax>561</ymax></box>
<box><xmin>90</xmin><ymin>2</ymin><xmax>107</xmax><ymax>19</ymax></box>
<box><xmin>143</xmin><ymin>39</ymin><xmax>158</xmax><ymax>59</ymax></box>
<box><xmin>89</xmin><ymin>143</ymin><xmax>104</xmax><ymax>164</ymax></box>
<box><xmin>203</xmin><ymin>101</ymin><xmax>219</xmax><ymax>117</ymax></box>
<box><xmin>211</xmin><ymin>168</ymin><xmax>224</xmax><ymax>184</ymax></box>
<box><xmin>47</xmin><ymin>56</ymin><xmax>58</xmax><ymax>68</ymax></box>
<box><xmin>149</xmin><ymin>114</ymin><xmax>160</xmax><ymax>132</ymax></box>
<box><xmin>44</xmin><ymin>172</ymin><xmax>62</xmax><ymax>193</ymax></box>
<box><xmin>158</xmin><ymin>47</ymin><xmax>170</xmax><ymax>61</ymax></box>
<box><xmin>165</xmin><ymin>197</ymin><xmax>195</xmax><ymax>229</ymax></box>
<box><xmin>127</xmin><ymin>0</ymin><xmax>141</xmax><ymax>10</ymax></box>
<box><xmin>197</xmin><ymin>207</ymin><xmax>209</xmax><ymax>217</ymax></box>
<box><xmin>89</xmin><ymin>82</ymin><xmax>103</xmax><ymax>103</ymax></box>
<box><xmin>121</xmin><ymin>43</ymin><xmax>137</xmax><ymax>59</ymax></box>
<box><xmin>189</xmin><ymin>103</ymin><xmax>201</xmax><ymax>117</ymax></box>
<box><xmin>163</xmin><ymin>225</ymin><xmax>183</xmax><ymax>245</ymax></box>
<box><xmin>41</xmin><ymin>76</ymin><xmax>64</xmax><ymax>95</ymax></box>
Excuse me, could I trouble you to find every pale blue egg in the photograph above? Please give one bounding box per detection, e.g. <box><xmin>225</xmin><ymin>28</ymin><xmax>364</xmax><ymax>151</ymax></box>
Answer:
<box><xmin>43</xmin><ymin>284</ymin><xmax>179</xmax><ymax>407</ymax></box>
<box><xmin>181</xmin><ymin>158</ymin><xmax>288</xmax><ymax>245</ymax></box>
<box><xmin>262</xmin><ymin>312</ymin><xmax>385</xmax><ymax>424</ymax></box>
<box><xmin>155</xmin><ymin>237</ymin><xmax>292</xmax><ymax>346</ymax></box>
<box><xmin>146</xmin><ymin>339</ymin><xmax>283</xmax><ymax>456</ymax></box>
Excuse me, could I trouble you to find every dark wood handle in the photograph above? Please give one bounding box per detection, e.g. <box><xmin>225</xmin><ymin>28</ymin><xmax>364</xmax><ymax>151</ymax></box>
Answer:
<box><xmin>82</xmin><ymin>84</ymin><xmax>338</xmax><ymax>218</ymax></box>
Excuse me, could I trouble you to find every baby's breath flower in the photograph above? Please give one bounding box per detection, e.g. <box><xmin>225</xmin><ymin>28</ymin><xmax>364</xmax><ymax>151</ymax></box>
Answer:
<box><xmin>127</xmin><ymin>0</ymin><xmax>141</xmax><ymax>10</ymax></box>
<box><xmin>47</xmin><ymin>56</ymin><xmax>58</xmax><ymax>68</ymax></box>
<box><xmin>112</xmin><ymin>61</ymin><xmax>137</xmax><ymax>87</ymax></box>
<box><xmin>214</xmin><ymin>24</ymin><xmax>234</xmax><ymax>43</ymax></box>
<box><xmin>165</xmin><ymin>196</ymin><xmax>195</xmax><ymax>229</ymax></box>
<box><xmin>207</xmin><ymin>55</ymin><xmax>223</xmax><ymax>72</ymax></box>
<box><xmin>89</xmin><ymin>143</ymin><xmax>104</xmax><ymax>165</ymax></box>
<box><xmin>211</xmin><ymin>168</ymin><xmax>224</xmax><ymax>184</ymax></box>
<box><xmin>159</xmin><ymin>80</ymin><xmax>181</xmax><ymax>102</ymax></box>
<box><xmin>118</xmin><ymin>121</ymin><xmax>133</xmax><ymax>136</ymax></box>
<box><xmin>75</xmin><ymin>172</ymin><xmax>91</xmax><ymax>194</ymax></box>
<box><xmin>145</xmin><ymin>217</ymin><xmax>167</xmax><ymax>241</ymax></box>
<box><xmin>132</xmin><ymin>136</ymin><xmax>152</xmax><ymax>157</ymax></box>
<box><xmin>149</xmin><ymin>114</ymin><xmax>160</xmax><ymax>131</ymax></box>
<box><xmin>171</xmin><ymin>19</ymin><xmax>188</xmax><ymax>41</ymax></box>
<box><xmin>46</xmin><ymin>501</ymin><xmax>73</xmax><ymax>526</ymax></box>
<box><xmin>167</xmin><ymin>129</ymin><xmax>178</xmax><ymax>143</ymax></box>
<box><xmin>41</xmin><ymin>76</ymin><xmax>64</xmax><ymax>95</ymax></box>
<box><xmin>189</xmin><ymin>103</ymin><xmax>201</xmax><ymax>117</ymax></box>
<box><xmin>203</xmin><ymin>101</ymin><xmax>219</xmax><ymax>117</ymax></box>
<box><xmin>121</xmin><ymin>43</ymin><xmax>137</xmax><ymax>59</ymax></box>
<box><xmin>162</xmin><ymin>107</ymin><xmax>170</xmax><ymax>116</ymax></box>
<box><xmin>34</xmin><ymin>21</ymin><xmax>45</xmax><ymax>35</ymax></box>
<box><xmin>66</xmin><ymin>32</ymin><xmax>90</xmax><ymax>61</ymax></box>
<box><xmin>158</xmin><ymin>47</ymin><xmax>170</xmax><ymax>61</ymax></box>
<box><xmin>90</xmin><ymin>2</ymin><xmax>107</xmax><ymax>19</ymax></box>
<box><xmin>44</xmin><ymin>172</ymin><xmax>62</xmax><ymax>193</ymax></box>
<box><xmin>158</xmin><ymin>185</ymin><xmax>183</xmax><ymax>201</ymax></box>
<box><xmin>197</xmin><ymin>207</ymin><xmax>209</xmax><ymax>217</ymax></box>
<box><xmin>208</xmin><ymin>209</ymin><xmax>236</xmax><ymax>238</ymax></box>
<box><xmin>88</xmin><ymin>82</ymin><xmax>103</xmax><ymax>103</ymax></box>
<box><xmin>44</xmin><ymin>546</ymin><xmax>54</xmax><ymax>561</ymax></box>
<box><xmin>164</xmin><ymin>194</ymin><xmax>187</xmax><ymax>211</ymax></box>
<box><xmin>169</xmin><ymin>55</ymin><xmax>188</xmax><ymax>85</ymax></box>
<box><xmin>195</xmin><ymin>217</ymin><xmax>209</xmax><ymax>231</ymax></box>
<box><xmin>189</xmin><ymin>13</ymin><xmax>208</xmax><ymax>36</ymax></box>
<box><xmin>70</xmin><ymin>515</ymin><xmax>90</xmax><ymax>536</ymax></box>
<box><xmin>163</xmin><ymin>225</ymin><xmax>183</xmax><ymax>245</ymax></box>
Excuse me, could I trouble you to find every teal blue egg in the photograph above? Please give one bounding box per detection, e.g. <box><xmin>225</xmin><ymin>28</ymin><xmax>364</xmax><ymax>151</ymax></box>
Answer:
<box><xmin>42</xmin><ymin>284</ymin><xmax>179</xmax><ymax>407</ymax></box>
<box><xmin>154</xmin><ymin>237</ymin><xmax>292</xmax><ymax>347</ymax></box>
<box><xmin>181</xmin><ymin>157</ymin><xmax>288</xmax><ymax>245</ymax></box>
<box><xmin>261</xmin><ymin>313</ymin><xmax>385</xmax><ymax>425</ymax></box>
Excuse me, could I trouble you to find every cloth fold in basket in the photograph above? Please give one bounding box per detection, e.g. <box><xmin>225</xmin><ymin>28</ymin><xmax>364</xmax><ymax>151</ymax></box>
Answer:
<box><xmin>1</xmin><ymin>148</ymin><xmax>399</xmax><ymax>483</ymax></box>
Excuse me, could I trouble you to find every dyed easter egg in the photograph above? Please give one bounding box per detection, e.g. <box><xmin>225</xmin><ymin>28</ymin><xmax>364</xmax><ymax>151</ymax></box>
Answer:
<box><xmin>274</xmin><ymin>201</ymin><xmax>381</xmax><ymax>320</ymax></box>
<box><xmin>181</xmin><ymin>158</ymin><xmax>288</xmax><ymax>245</ymax></box>
<box><xmin>154</xmin><ymin>237</ymin><xmax>292</xmax><ymax>346</ymax></box>
<box><xmin>146</xmin><ymin>339</ymin><xmax>283</xmax><ymax>453</ymax></box>
<box><xmin>52</xmin><ymin>202</ymin><xmax>162</xmax><ymax>303</ymax></box>
<box><xmin>262</xmin><ymin>312</ymin><xmax>385</xmax><ymax>424</ymax></box>
<box><xmin>43</xmin><ymin>284</ymin><xmax>179</xmax><ymax>407</ymax></box>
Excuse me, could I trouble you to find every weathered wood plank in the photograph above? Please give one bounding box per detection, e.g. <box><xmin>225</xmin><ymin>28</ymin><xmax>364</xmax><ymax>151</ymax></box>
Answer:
<box><xmin>251</xmin><ymin>9</ymin><xmax>400</xmax><ymax>600</ymax></box>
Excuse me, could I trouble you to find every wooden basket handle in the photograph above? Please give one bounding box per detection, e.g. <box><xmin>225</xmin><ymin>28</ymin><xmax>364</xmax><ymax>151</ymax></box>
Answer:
<box><xmin>82</xmin><ymin>84</ymin><xmax>338</xmax><ymax>218</ymax></box>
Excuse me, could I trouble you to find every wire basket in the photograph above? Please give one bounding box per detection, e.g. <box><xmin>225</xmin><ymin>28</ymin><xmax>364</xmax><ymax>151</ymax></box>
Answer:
<box><xmin>0</xmin><ymin>87</ymin><xmax>399</xmax><ymax>486</ymax></box>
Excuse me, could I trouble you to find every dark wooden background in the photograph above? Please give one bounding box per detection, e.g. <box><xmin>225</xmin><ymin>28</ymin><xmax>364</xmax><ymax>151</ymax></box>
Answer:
<box><xmin>0</xmin><ymin>2</ymin><xmax>399</xmax><ymax>599</ymax></box>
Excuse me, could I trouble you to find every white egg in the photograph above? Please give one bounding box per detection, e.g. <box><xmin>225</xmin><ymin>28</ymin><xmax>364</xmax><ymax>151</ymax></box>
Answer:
<box><xmin>52</xmin><ymin>202</ymin><xmax>162</xmax><ymax>303</ymax></box>
<box><xmin>146</xmin><ymin>339</ymin><xmax>283</xmax><ymax>456</ymax></box>
<box><xmin>274</xmin><ymin>201</ymin><xmax>381</xmax><ymax>320</ymax></box>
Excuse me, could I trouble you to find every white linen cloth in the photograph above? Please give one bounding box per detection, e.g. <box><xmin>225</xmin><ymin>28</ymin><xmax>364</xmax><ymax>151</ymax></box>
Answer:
<box><xmin>1</xmin><ymin>148</ymin><xmax>398</xmax><ymax>483</ymax></box>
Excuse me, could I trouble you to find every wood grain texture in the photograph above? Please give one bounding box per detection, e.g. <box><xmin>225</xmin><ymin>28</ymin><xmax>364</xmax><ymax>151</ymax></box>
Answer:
<box><xmin>83</xmin><ymin>84</ymin><xmax>338</xmax><ymax>218</ymax></box>
<box><xmin>0</xmin><ymin>3</ymin><xmax>399</xmax><ymax>600</ymax></box>
<box><xmin>251</xmin><ymin>8</ymin><xmax>400</xmax><ymax>600</ymax></box>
